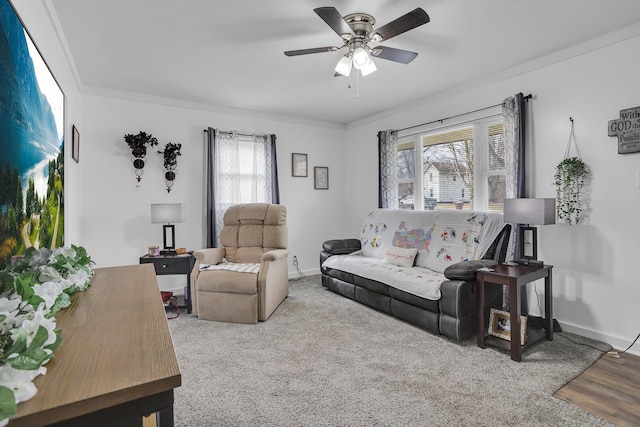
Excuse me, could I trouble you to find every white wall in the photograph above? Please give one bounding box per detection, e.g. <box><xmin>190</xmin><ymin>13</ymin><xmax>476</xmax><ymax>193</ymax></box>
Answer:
<box><xmin>344</xmin><ymin>32</ymin><xmax>640</xmax><ymax>353</ymax></box>
<box><xmin>77</xmin><ymin>94</ymin><xmax>346</xmax><ymax>284</ymax></box>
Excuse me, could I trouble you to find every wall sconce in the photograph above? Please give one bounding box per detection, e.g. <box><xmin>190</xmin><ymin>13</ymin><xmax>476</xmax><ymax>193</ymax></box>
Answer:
<box><xmin>158</xmin><ymin>142</ymin><xmax>182</xmax><ymax>192</ymax></box>
<box><xmin>124</xmin><ymin>131</ymin><xmax>158</xmax><ymax>186</ymax></box>
<box><xmin>150</xmin><ymin>203</ymin><xmax>185</xmax><ymax>254</ymax></box>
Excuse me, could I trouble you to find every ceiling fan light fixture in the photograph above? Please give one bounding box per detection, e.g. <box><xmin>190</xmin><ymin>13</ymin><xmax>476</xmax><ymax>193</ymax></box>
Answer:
<box><xmin>360</xmin><ymin>59</ymin><xmax>377</xmax><ymax>76</ymax></box>
<box><xmin>335</xmin><ymin>55</ymin><xmax>352</xmax><ymax>77</ymax></box>
<box><xmin>352</xmin><ymin>47</ymin><xmax>370</xmax><ymax>70</ymax></box>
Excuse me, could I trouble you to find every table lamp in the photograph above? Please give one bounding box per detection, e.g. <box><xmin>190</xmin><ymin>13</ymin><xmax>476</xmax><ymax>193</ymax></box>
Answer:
<box><xmin>503</xmin><ymin>198</ymin><xmax>555</xmax><ymax>266</ymax></box>
<box><xmin>150</xmin><ymin>203</ymin><xmax>185</xmax><ymax>254</ymax></box>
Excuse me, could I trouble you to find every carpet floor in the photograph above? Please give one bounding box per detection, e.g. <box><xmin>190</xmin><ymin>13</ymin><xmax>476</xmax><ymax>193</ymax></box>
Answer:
<box><xmin>168</xmin><ymin>275</ymin><xmax>612</xmax><ymax>427</ymax></box>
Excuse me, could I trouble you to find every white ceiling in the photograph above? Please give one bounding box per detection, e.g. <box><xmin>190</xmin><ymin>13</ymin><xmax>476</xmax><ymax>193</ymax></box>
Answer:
<box><xmin>49</xmin><ymin>0</ymin><xmax>640</xmax><ymax>126</ymax></box>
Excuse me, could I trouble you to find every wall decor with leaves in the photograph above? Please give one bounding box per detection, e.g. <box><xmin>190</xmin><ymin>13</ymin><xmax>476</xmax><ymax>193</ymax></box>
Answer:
<box><xmin>124</xmin><ymin>131</ymin><xmax>158</xmax><ymax>185</ymax></box>
<box><xmin>158</xmin><ymin>142</ymin><xmax>182</xmax><ymax>192</ymax></box>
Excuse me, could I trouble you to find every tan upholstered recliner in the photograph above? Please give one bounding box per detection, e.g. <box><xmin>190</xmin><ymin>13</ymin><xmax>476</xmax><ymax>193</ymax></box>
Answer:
<box><xmin>190</xmin><ymin>203</ymin><xmax>288</xmax><ymax>323</ymax></box>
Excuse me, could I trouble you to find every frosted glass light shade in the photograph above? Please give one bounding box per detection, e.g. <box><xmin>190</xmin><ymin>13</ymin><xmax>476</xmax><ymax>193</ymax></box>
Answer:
<box><xmin>352</xmin><ymin>47</ymin><xmax>369</xmax><ymax>69</ymax></box>
<box><xmin>150</xmin><ymin>203</ymin><xmax>185</xmax><ymax>224</ymax></box>
<box><xmin>335</xmin><ymin>55</ymin><xmax>352</xmax><ymax>77</ymax></box>
<box><xmin>360</xmin><ymin>60</ymin><xmax>377</xmax><ymax>76</ymax></box>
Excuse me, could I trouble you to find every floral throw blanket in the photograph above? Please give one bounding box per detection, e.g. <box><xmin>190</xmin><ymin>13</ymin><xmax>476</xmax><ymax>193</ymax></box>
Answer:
<box><xmin>322</xmin><ymin>209</ymin><xmax>504</xmax><ymax>300</ymax></box>
<box><xmin>360</xmin><ymin>209</ymin><xmax>504</xmax><ymax>273</ymax></box>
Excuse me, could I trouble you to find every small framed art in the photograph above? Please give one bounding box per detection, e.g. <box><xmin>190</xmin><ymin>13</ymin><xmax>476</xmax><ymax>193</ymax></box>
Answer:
<box><xmin>292</xmin><ymin>153</ymin><xmax>307</xmax><ymax>177</ymax></box>
<box><xmin>488</xmin><ymin>308</ymin><xmax>527</xmax><ymax>345</ymax></box>
<box><xmin>72</xmin><ymin>124</ymin><xmax>80</xmax><ymax>163</ymax></box>
<box><xmin>314</xmin><ymin>166</ymin><xmax>329</xmax><ymax>190</ymax></box>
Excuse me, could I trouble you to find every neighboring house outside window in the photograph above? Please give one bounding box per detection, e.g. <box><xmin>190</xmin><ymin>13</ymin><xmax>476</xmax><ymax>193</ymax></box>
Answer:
<box><xmin>395</xmin><ymin>117</ymin><xmax>505</xmax><ymax>211</ymax></box>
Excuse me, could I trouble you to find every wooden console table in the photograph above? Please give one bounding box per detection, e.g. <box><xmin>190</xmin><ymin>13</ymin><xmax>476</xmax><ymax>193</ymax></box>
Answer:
<box><xmin>477</xmin><ymin>264</ymin><xmax>553</xmax><ymax>362</ymax></box>
<box><xmin>9</xmin><ymin>264</ymin><xmax>181</xmax><ymax>426</ymax></box>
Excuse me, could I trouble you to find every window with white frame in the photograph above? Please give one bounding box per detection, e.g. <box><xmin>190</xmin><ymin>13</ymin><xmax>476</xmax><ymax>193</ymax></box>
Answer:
<box><xmin>396</xmin><ymin>117</ymin><xmax>505</xmax><ymax>212</ymax></box>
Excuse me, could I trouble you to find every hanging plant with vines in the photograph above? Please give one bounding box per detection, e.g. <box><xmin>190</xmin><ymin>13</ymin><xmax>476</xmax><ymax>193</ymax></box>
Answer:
<box><xmin>554</xmin><ymin>157</ymin><xmax>587</xmax><ymax>225</ymax></box>
<box><xmin>554</xmin><ymin>118</ymin><xmax>588</xmax><ymax>225</ymax></box>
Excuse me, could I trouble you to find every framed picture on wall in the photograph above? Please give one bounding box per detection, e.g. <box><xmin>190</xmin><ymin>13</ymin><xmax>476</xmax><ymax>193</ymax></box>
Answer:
<box><xmin>314</xmin><ymin>166</ymin><xmax>329</xmax><ymax>190</ymax></box>
<box><xmin>72</xmin><ymin>125</ymin><xmax>80</xmax><ymax>163</ymax></box>
<box><xmin>292</xmin><ymin>153</ymin><xmax>307</xmax><ymax>177</ymax></box>
<box><xmin>0</xmin><ymin>0</ymin><xmax>65</xmax><ymax>267</ymax></box>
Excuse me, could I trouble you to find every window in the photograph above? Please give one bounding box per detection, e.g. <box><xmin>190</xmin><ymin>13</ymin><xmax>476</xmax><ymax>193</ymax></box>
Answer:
<box><xmin>209</xmin><ymin>131</ymin><xmax>277</xmax><ymax>246</ymax></box>
<box><xmin>397</xmin><ymin>143</ymin><xmax>415</xmax><ymax>209</ymax></box>
<box><xmin>397</xmin><ymin>117</ymin><xmax>505</xmax><ymax>211</ymax></box>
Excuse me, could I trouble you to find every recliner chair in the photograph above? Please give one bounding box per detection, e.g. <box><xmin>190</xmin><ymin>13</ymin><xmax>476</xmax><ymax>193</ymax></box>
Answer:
<box><xmin>190</xmin><ymin>203</ymin><xmax>288</xmax><ymax>323</ymax></box>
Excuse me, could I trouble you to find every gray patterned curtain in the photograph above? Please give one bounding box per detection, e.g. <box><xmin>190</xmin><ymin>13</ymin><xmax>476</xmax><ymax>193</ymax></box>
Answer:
<box><xmin>205</xmin><ymin>128</ymin><xmax>279</xmax><ymax>247</ymax></box>
<box><xmin>378</xmin><ymin>130</ymin><xmax>399</xmax><ymax>209</ymax></box>
<box><xmin>502</xmin><ymin>93</ymin><xmax>527</xmax><ymax>310</ymax></box>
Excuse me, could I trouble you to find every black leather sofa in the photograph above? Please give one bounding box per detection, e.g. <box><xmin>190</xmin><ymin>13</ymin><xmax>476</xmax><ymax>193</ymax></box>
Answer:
<box><xmin>319</xmin><ymin>224</ymin><xmax>511</xmax><ymax>341</ymax></box>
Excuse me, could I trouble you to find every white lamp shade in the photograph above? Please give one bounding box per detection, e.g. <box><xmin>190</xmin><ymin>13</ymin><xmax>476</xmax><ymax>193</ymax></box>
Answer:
<box><xmin>360</xmin><ymin>59</ymin><xmax>377</xmax><ymax>76</ymax></box>
<box><xmin>150</xmin><ymin>203</ymin><xmax>185</xmax><ymax>224</ymax></box>
<box><xmin>503</xmin><ymin>198</ymin><xmax>555</xmax><ymax>225</ymax></box>
<box><xmin>352</xmin><ymin>47</ymin><xmax>370</xmax><ymax>70</ymax></box>
<box><xmin>335</xmin><ymin>55</ymin><xmax>352</xmax><ymax>77</ymax></box>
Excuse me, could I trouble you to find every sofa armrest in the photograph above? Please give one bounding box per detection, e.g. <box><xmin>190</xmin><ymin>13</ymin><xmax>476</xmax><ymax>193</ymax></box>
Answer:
<box><xmin>443</xmin><ymin>259</ymin><xmax>498</xmax><ymax>281</ymax></box>
<box><xmin>322</xmin><ymin>239</ymin><xmax>361</xmax><ymax>255</ymax></box>
<box><xmin>320</xmin><ymin>239</ymin><xmax>361</xmax><ymax>274</ymax></box>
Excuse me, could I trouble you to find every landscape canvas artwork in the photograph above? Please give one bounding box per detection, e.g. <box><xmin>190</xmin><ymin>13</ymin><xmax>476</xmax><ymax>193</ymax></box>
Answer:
<box><xmin>0</xmin><ymin>0</ymin><xmax>64</xmax><ymax>268</ymax></box>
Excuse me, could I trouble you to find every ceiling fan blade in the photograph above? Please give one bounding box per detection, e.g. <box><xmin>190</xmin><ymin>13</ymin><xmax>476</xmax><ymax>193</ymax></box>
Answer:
<box><xmin>370</xmin><ymin>46</ymin><xmax>418</xmax><ymax>64</ymax></box>
<box><xmin>314</xmin><ymin>7</ymin><xmax>354</xmax><ymax>39</ymax></box>
<box><xmin>371</xmin><ymin>8</ymin><xmax>430</xmax><ymax>42</ymax></box>
<box><xmin>284</xmin><ymin>46</ymin><xmax>340</xmax><ymax>56</ymax></box>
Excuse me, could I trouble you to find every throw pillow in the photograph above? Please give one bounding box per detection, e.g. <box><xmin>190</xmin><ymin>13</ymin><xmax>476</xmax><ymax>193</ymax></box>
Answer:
<box><xmin>444</xmin><ymin>259</ymin><xmax>498</xmax><ymax>281</ymax></box>
<box><xmin>383</xmin><ymin>246</ymin><xmax>418</xmax><ymax>267</ymax></box>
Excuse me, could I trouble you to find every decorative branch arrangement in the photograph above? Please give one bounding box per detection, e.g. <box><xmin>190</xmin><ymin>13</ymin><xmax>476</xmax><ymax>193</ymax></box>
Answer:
<box><xmin>158</xmin><ymin>142</ymin><xmax>182</xmax><ymax>192</ymax></box>
<box><xmin>124</xmin><ymin>131</ymin><xmax>158</xmax><ymax>185</ymax></box>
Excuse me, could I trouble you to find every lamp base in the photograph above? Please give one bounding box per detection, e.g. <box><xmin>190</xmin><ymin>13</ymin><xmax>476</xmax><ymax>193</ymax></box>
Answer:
<box><xmin>160</xmin><ymin>249</ymin><xmax>177</xmax><ymax>256</ymax></box>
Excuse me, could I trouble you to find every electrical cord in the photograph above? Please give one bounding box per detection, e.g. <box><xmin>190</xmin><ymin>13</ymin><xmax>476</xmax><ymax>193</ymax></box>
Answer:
<box><xmin>289</xmin><ymin>257</ymin><xmax>306</xmax><ymax>282</ymax></box>
<box><xmin>166</xmin><ymin>295</ymin><xmax>180</xmax><ymax>319</ymax></box>
<box><xmin>531</xmin><ymin>282</ymin><xmax>639</xmax><ymax>358</ymax></box>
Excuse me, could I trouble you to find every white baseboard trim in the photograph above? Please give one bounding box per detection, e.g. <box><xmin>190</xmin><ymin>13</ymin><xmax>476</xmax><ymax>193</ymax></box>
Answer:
<box><xmin>559</xmin><ymin>321</ymin><xmax>639</xmax><ymax>356</ymax></box>
<box><xmin>288</xmin><ymin>268</ymin><xmax>320</xmax><ymax>280</ymax></box>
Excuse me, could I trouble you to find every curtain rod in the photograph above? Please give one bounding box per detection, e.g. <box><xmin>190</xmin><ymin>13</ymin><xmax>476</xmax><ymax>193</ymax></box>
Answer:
<box><xmin>395</xmin><ymin>93</ymin><xmax>532</xmax><ymax>134</ymax></box>
<box><xmin>202</xmin><ymin>129</ymin><xmax>261</xmax><ymax>138</ymax></box>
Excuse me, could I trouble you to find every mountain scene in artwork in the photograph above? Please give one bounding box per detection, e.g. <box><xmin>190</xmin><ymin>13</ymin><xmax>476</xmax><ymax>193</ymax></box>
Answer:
<box><xmin>0</xmin><ymin>0</ymin><xmax>64</xmax><ymax>268</ymax></box>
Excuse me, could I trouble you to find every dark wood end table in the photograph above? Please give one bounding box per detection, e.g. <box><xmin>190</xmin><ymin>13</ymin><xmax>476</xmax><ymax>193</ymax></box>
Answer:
<box><xmin>477</xmin><ymin>263</ymin><xmax>553</xmax><ymax>362</ymax></box>
<box><xmin>140</xmin><ymin>253</ymin><xmax>195</xmax><ymax>314</ymax></box>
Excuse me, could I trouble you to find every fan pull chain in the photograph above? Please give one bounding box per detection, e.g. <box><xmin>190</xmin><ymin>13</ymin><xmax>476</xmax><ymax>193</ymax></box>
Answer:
<box><xmin>356</xmin><ymin>69</ymin><xmax>360</xmax><ymax>98</ymax></box>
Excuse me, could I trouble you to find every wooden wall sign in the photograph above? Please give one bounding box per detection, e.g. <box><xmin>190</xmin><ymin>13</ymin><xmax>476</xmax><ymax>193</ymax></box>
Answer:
<box><xmin>608</xmin><ymin>106</ymin><xmax>640</xmax><ymax>154</ymax></box>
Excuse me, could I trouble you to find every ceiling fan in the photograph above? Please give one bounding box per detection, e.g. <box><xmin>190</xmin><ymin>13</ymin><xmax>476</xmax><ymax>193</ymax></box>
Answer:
<box><xmin>284</xmin><ymin>7</ymin><xmax>430</xmax><ymax>78</ymax></box>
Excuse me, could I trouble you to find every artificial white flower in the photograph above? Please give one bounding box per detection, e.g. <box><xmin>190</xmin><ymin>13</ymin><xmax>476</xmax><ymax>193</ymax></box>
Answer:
<box><xmin>37</xmin><ymin>265</ymin><xmax>61</xmax><ymax>283</ymax></box>
<box><xmin>0</xmin><ymin>365</ymin><xmax>46</xmax><ymax>403</ymax></box>
<box><xmin>17</xmin><ymin>310</ymin><xmax>57</xmax><ymax>348</ymax></box>
<box><xmin>0</xmin><ymin>298</ymin><xmax>21</xmax><ymax>334</ymax></box>
<box><xmin>51</xmin><ymin>246</ymin><xmax>76</xmax><ymax>261</ymax></box>
<box><xmin>31</xmin><ymin>282</ymin><xmax>63</xmax><ymax>311</ymax></box>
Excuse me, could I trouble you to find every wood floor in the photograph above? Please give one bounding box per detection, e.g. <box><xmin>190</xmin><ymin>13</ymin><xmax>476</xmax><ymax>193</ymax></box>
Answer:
<box><xmin>554</xmin><ymin>351</ymin><xmax>640</xmax><ymax>426</ymax></box>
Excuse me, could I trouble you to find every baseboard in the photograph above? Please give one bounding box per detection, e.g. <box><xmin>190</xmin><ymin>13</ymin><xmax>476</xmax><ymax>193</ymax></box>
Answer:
<box><xmin>559</xmin><ymin>321</ymin><xmax>639</xmax><ymax>356</ymax></box>
<box><xmin>288</xmin><ymin>268</ymin><xmax>320</xmax><ymax>280</ymax></box>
